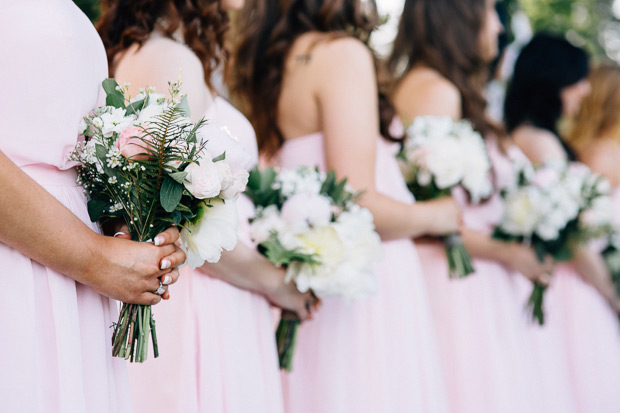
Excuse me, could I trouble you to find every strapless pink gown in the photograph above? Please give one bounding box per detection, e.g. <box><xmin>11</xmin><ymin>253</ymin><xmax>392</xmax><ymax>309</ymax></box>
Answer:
<box><xmin>128</xmin><ymin>97</ymin><xmax>284</xmax><ymax>413</ymax></box>
<box><xmin>276</xmin><ymin>133</ymin><xmax>449</xmax><ymax>413</ymax></box>
<box><xmin>416</xmin><ymin>140</ymin><xmax>542</xmax><ymax>413</ymax></box>
<box><xmin>0</xmin><ymin>1</ymin><xmax>132</xmax><ymax>412</ymax></box>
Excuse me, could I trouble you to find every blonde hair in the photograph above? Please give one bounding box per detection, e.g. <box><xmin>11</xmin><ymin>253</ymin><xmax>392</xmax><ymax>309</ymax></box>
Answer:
<box><xmin>567</xmin><ymin>63</ymin><xmax>620</xmax><ymax>151</ymax></box>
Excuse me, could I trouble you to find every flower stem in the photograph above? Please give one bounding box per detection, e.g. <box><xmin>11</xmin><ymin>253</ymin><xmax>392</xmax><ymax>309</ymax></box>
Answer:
<box><xmin>442</xmin><ymin>233</ymin><xmax>475</xmax><ymax>279</ymax></box>
<box><xmin>276</xmin><ymin>310</ymin><xmax>301</xmax><ymax>372</ymax></box>
<box><xmin>527</xmin><ymin>282</ymin><xmax>547</xmax><ymax>326</ymax></box>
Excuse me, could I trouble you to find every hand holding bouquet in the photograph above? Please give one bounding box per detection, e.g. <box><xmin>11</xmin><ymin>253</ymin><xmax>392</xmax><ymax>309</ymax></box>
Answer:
<box><xmin>70</xmin><ymin>79</ymin><xmax>247</xmax><ymax>361</ymax></box>
<box><xmin>245</xmin><ymin>166</ymin><xmax>383</xmax><ymax>371</ymax></box>
<box><xmin>397</xmin><ymin>116</ymin><xmax>493</xmax><ymax>278</ymax></box>
<box><xmin>493</xmin><ymin>161</ymin><xmax>613</xmax><ymax>325</ymax></box>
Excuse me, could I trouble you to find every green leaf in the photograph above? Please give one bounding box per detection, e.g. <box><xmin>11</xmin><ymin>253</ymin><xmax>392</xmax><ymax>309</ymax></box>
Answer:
<box><xmin>160</xmin><ymin>176</ymin><xmax>184</xmax><ymax>212</ymax></box>
<box><xmin>169</xmin><ymin>171</ymin><xmax>189</xmax><ymax>184</ymax></box>
<box><xmin>212</xmin><ymin>152</ymin><xmax>226</xmax><ymax>163</ymax></box>
<box><xmin>126</xmin><ymin>98</ymin><xmax>146</xmax><ymax>116</ymax></box>
<box><xmin>260</xmin><ymin>236</ymin><xmax>319</xmax><ymax>267</ymax></box>
<box><xmin>87</xmin><ymin>198</ymin><xmax>111</xmax><ymax>222</ymax></box>
<box><xmin>177</xmin><ymin>95</ymin><xmax>191</xmax><ymax>117</ymax></box>
<box><xmin>102</xmin><ymin>78</ymin><xmax>126</xmax><ymax>109</ymax></box>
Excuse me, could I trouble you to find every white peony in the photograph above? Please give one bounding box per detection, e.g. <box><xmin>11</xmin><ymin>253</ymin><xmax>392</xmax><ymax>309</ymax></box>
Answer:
<box><xmin>180</xmin><ymin>199</ymin><xmax>239</xmax><ymax>268</ymax></box>
<box><xmin>280</xmin><ymin>193</ymin><xmax>333</xmax><ymax>229</ymax></box>
<box><xmin>198</xmin><ymin>124</ymin><xmax>254</xmax><ymax>173</ymax></box>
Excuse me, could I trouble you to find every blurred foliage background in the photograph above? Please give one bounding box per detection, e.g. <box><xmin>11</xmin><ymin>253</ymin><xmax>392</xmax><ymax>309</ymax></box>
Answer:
<box><xmin>75</xmin><ymin>0</ymin><xmax>620</xmax><ymax>61</ymax></box>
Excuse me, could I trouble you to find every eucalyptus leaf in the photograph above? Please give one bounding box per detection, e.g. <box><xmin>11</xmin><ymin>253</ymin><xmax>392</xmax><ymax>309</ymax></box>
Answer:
<box><xmin>160</xmin><ymin>176</ymin><xmax>184</xmax><ymax>212</ymax></box>
<box><xmin>87</xmin><ymin>198</ymin><xmax>111</xmax><ymax>222</ymax></box>
<box><xmin>102</xmin><ymin>78</ymin><xmax>126</xmax><ymax>109</ymax></box>
<box><xmin>169</xmin><ymin>171</ymin><xmax>189</xmax><ymax>184</ymax></box>
<box><xmin>212</xmin><ymin>152</ymin><xmax>226</xmax><ymax>163</ymax></box>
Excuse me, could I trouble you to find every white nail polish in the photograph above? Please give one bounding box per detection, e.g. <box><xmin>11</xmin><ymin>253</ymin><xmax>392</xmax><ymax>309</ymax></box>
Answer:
<box><xmin>113</xmin><ymin>232</ymin><xmax>126</xmax><ymax>238</ymax></box>
<box><xmin>154</xmin><ymin>236</ymin><xmax>164</xmax><ymax>246</ymax></box>
<box><xmin>162</xmin><ymin>275</ymin><xmax>172</xmax><ymax>285</ymax></box>
<box><xmin>160</xmin><ymin>259</ymin><xmax>171</xmax><ymax>270</ymax></box>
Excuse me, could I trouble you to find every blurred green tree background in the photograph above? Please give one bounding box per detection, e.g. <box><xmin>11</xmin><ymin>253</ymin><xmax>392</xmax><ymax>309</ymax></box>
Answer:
<box><xmin>74</xmin><ymin>0</ymin><xmax>101</xmax><ymax>23</ymax></box>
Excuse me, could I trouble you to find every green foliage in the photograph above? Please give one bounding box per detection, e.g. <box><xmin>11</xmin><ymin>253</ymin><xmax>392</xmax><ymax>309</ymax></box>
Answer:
<box><xmin>73</xmin><ymin>0</ymin><xmax>101</xmax><ymax>23</ymax></box>
<box><xmin>515</xmin><ymin>0</ymin><xmax>617</xmax><ymax>60</ymax></box>
<box><xmin>245</xmin><ymin>167</ymin><xmax>283</xmax><ymax>209</ymax></box>
<box><xmin>260</xmin><ymin>237</ymin><xmax>320</xmax><ymax>267</ymax></box>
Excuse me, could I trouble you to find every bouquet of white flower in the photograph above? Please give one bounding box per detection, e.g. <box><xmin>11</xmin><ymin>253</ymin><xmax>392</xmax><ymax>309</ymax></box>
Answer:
<box><xmin>70</xmin><ymin>79</ymin><xmax>247</xmax><ymax>362</ymax></box>
<box><xmin>493</xmin><ymin>161</ymin><xmax>613</xmax><ymax>325</ymax></box>
<box><xmin>245</xmin><ymin>166</ymin><xmax>382</xmax><ymax>371</ymax></box>
<box><xmin>397</xmin><ymin>116</ymin><xmax>493</xmax><ymax>278</ymax></box>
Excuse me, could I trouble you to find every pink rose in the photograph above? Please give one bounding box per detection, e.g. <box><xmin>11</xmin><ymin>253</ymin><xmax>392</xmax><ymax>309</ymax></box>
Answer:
<box><xmin>117</xmin><ymin>126</ymin><xmax>154</xmax><ymax>160</ymax></box>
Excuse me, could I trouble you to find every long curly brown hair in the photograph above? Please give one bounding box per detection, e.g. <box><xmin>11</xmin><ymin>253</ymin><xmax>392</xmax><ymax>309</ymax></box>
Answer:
<box><xmin>387</xmin><ymin>0</ymin><xmax>500</xmax><ymax>137</ymax></box>
<box><xmin>229</xmin><ymin>0</ymin><xmax>399</xmax><ymax>157</ymax></box>
<box><xmin>97</xmin><ymin>0</ymin><xmax>228</xmax><ymax>90</ymax></box>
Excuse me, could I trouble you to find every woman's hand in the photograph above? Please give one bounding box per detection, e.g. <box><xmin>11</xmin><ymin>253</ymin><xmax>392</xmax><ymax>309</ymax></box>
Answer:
<box><xmin>87</xmin><ymin>227</ymin><xmax>185</xmax><ymax>304</ymax></box>
<box><xmin>505</xmin><ymin>243</ymin><xmax>553</xmax><ymax>285</ymax></box>
<box><xmin>261</xmin><ymin>268</ymin><xmax>318</xmax><ymax>321</ymax></box>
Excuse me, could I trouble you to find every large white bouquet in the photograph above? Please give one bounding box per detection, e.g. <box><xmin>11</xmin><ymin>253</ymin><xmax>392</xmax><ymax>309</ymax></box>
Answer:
<box><xmin>70</xmin><ymin>79</ymin><xmax>247</xmax><ymax>361</ymax></box>
<box><xmin>245</xmin><ymin>166</ymin><xmax>382</xmax><ymax>370</ymax></box>
<box><xmin>493</xmin><ymin>161</ymin><xmax>613</xmax><ymax>324</ymax></box>
<box><xmin>398</xmin><ymin>116</ymin><xmax>493</xmax><ymax>278</ymax></box>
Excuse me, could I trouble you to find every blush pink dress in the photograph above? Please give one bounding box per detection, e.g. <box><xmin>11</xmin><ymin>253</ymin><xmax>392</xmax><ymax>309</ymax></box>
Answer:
<box><xmin>0</xmin><ymin>1</ymin><xmax>132</xmax><ymax>412</ymax></box>
<box><xmin>276</xmin><ymin>133</ymin><xmax>449</xmax><ymax>413</ymax></box>
<box><xmin>128</xmin><ymin>97</ymin><xmax>285</xmax><ymax>413</ymax></box>
<box><xmin>543</xmin><ymin>184</ymin><xmax>620</xmax><ymax>412</ymax></box>
<box><xmin>416</xmin><ymin>139</ymin><xmax>542</xmax><ymax>413</ymax></box>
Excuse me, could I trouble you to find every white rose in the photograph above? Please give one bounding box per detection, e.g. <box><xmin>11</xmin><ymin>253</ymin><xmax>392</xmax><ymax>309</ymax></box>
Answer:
<box><xmin>183</xmin><ymin>156</ymin><xmax>222</xmax><ymax>199</ymax></box>
<box><xmin>215</xmin><ymin>160</ymin><xmax>249</xmax><ymax>200</ymax></box>
<box><xmin>180</xmin><ymin>199</ymin><xmax>239</xmax><ymax>267</ymax></box>
<box><xmin>281</xmin><ymin>193</ymin><xmax>333</xmax><ymax>229</ymax></box>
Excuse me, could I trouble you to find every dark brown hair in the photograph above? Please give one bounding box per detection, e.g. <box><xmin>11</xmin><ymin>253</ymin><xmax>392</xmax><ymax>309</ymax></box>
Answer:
<box><xmin>229</xmin><ymin>0</ymin><xmax>399</xmax><ymax>157</ymax></box>
<box><xmin>97</xmin><ymin>0</ymin><xmax>228</xmax><ymax>90</ymax></box>
<box><xmin>388</xmin><ymin>0</ymin><xmax>500</xmax><ymax>137</ymax></box>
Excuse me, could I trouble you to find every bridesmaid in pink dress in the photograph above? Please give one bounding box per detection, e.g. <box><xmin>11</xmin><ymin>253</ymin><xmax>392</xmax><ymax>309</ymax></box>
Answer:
<box><xmin>231</xmin><ymin>1</ymin><xmax>461</xmax><ymax>412</ymax></box>
<box><xmin>97</xmin><ymin>1</ymin><xmax>314</xmax><ymax>412</ymax></box>
<box><xmin>389</xmin><ymin>1</ymin><xmax>550</xmax><ymax>412</ymax></box>
<box><xmin>0</xmin><ymin>1</ymin><xmax>185</xmax><ymax>412</ymax></box>
<box><xmin>564</xmin><ymin>64</ymin><xmax>620</xmax><ymax>412</ymax></box>
<box><xmin>506</xmin><ymin>34</ymin><xmax>620</xmax><ymax>412</ymax></box>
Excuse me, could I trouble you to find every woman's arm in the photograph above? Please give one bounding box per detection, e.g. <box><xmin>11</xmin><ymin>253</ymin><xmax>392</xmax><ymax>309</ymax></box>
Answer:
<box><xmin>200</xmin><ymin>242</ymin><xmax>313</xmax><ymax>319</ymax></box>
<box><xmin>461</xmin><ymin>227</ymin><xmax>552</xmax><ymax>283</ymax></box>
<box><xmin>573</xmin><ymin>246</ymin><xmax>620</xmax><ymax>312</ymax></box>
<box><xmin>0</xmin><ymin>150</ymin><xmax>184</xmax><ymax>305</ymax></box>
<box><xmin>312</xmin><ymin>38</ymin><xmax>461</xmax><ymax>240</ymax></box>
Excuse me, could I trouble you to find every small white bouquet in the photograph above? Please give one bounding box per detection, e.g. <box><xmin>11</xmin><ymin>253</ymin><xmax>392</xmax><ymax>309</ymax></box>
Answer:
<box><xmin>397</xmin><ymin>116</ymin><xmax>493</xmax><ymax>278</ymax></box>
<box><xmin>70</xmin><ymin>79</ymin><xmax>247</xmax><ymax>361</ymax></box>
<box><xmin>493</xmin><ymin>161</ymin><xmax>613</xmax><ymax>324</ymax></box>
<box><xmin>245</xmin><ymin>166</ymin><xmax>382</xmax><ymax>371</ymax></box>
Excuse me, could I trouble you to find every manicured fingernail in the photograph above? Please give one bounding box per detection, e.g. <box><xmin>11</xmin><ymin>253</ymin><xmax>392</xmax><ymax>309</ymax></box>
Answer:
<box><xmin>162</xmin><ymin>275</ymin><xmax>172</xmax><ymax>285</ymax></box>
<box><xmin>160</xmin><ymin>259</ymin><xmax>171</xmax><ymax>270</ymax></box>
<box><xmin>113</xmin><ymin>232</ymin><xmax>126</xmax><ymax>238</ymax></box>
<box><xmin>154</xmin><ymin>236</ymin><xmax>164</xmax><ymax>246</ymax></box>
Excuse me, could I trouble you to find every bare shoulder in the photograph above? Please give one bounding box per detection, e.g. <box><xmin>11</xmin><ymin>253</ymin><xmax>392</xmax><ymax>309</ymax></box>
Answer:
<box><xmin>115</xmin><ymin>36</ymin><xmax>204</xmax><ymax>92</ymax></box>
<box><xmin>511</xmin><ymin>125</ymin><xmax>567</xmax><ymax>164</ymax></box>
<box><xmin>393</xmin><ymin>66</ymin><xmax>461</xmax><ymax>122</ymax></box>
<box><xmin>295</xmin><ymin>34</ymin><xmax>374</xmax><ymax>75</ymax></box>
